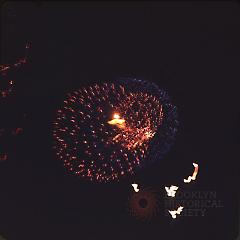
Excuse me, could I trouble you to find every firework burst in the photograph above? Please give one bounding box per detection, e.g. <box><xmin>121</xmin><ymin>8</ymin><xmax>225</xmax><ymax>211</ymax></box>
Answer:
<box><xmin>53</xmin><ymin>78</ymin><xmax>178</xmax><ymax>182</ymax></box>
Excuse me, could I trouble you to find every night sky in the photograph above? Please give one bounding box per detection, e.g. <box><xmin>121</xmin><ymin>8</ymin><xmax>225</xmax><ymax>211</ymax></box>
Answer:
<box><xmin>0</xmin><ymin>2</ymin><xmax>239</xmax><ymax>240</ymax></box>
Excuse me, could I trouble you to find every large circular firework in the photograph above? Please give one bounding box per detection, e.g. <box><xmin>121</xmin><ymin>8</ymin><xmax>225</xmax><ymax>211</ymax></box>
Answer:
<box><xmin>53</xmin><ymin>78</ymin><xmax>178</xmax><ymax>182</ymax></box>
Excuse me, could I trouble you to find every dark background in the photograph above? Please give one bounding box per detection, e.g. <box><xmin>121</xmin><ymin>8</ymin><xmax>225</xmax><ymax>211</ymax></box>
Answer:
<box><xmin>0</xmin><ymin>2</ymin><xmax>239</xmax><ymax>240</ymax></box>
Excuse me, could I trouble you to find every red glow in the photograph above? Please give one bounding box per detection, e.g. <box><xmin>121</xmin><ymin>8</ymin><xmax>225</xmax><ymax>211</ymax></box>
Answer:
<box><xmin>12</xmin><ymin>127</ymin><xmax>23</xmax><ymax>136</ymax></box>
<box><xmin>0</xmin><ymin>154</ymin><xmax>8</xmax><ymax>162</ymax></box>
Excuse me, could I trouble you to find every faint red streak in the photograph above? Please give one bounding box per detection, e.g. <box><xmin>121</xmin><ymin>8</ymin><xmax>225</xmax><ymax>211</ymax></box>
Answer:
<box><xmin>0</xmin><ymin>42</ymin><xmax>31</xmax><ymax>98</ymax></box>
